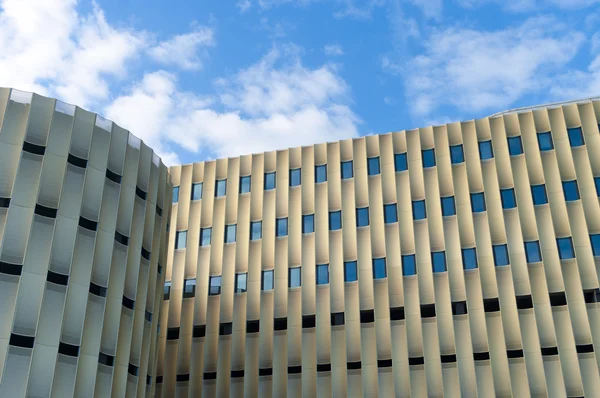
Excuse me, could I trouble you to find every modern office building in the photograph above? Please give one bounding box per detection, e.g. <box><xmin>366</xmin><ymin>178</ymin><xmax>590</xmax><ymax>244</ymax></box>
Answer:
<box><xmin>1</xmin><ymin>87</ymin><xmax>600</xmax><ymax>397</ymax></box>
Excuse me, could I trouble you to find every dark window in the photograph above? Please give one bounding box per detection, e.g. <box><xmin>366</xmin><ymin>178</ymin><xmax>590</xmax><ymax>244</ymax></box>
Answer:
<box><xmin>163</xmin><ymin>281</ymin><xmax>171</xmax><ymax>300</ymax></box>
<box><xmin>341</xmin><ymin>161</ymin><xmax>353</xmax><ymax>179</ymax></box>
<box><xmin>549</xmin><ymin>292</ymin><xmax>567</xmax><ymax>307</ymax></box>
<box><xmin>290</xmin><ymin>168</ymin><xmax>301</xmax><ymax>187</ymax></box>
<box><xmin>422</xmin><ymin>148</ymin><xmax>436</xmax><ymax>168</ymax></box>
<box><xmin>316</xmin><ymin>264</ymin><xmax>329</xmax><ymax>285</ymax></box>
<box><xmin>450</xmin><ymin>145</ymin><xmax>464</xmax><ymax>164</ymax></box>
<box><xmin>239</xmin><ymin>176</ymin><xmax>251</xmax><ymax>194</ymax></box>
<box><xmin>331</xmin><ymin>312</ymin><xmax>345</xmax><ymax>326</ymax></box>
<box><xmin>432</xmin><ymin>251</ymin><xmax>447</xmax><ymax>273</ymax></box>
<box><xmin>356</xmin><ymin>207</ymin><xmax>369</xmax><ymax>227</ymax></box>
<box><xmin>567</xmin><ymin>127</ymin><xmax>584</xmax><ymax>147</ymax></box>
<box><xmin>367</xmin><ymin>157</ymin><xmax>380</xmax><ymax>175</ymax></box>
<box><xmin>557</xmin><ymin>237</ymin><xmax>575</xmax><ymax>260</ymax></box>
<box><xmin>191</xmin><ymin>183</ymin><xmax>203</xmax><ymax>200</ymax></box>
<box><xmin>173</xmin><ymin>186</ymin><xmax>179</xmax><ymax>203</ymax></box>
<box><xmin>595</xmin><ymin>176</ymin><xmax>600</xmax><ymax>197</ymax></box>
<box><xmin>276</xmin><ymin>218</ymin><xmax>288</xmax><ymax>237</ymax></box>
<box><xmin>493</xmin><ymin>244</ymin><xmax>510</xmax><ymax>266</ymax></box>
<box><xmin>209</xmin><ymin>276</ymin><xmax>222</xmax><ymax>295</ymax></box>
<box><xmin>500</xmin><ymin>188</ymin><xmax>517</xmax><ymax>209</ymax></box>
<box><xmin>329</xmin><ymin>210</ymin><xmax>342</xmax><ymax>230</ymax></box>
<box><xmin>531</xmin><ymin>184</ymin><xmax>548</xmax><ymax>205</ymax></box>
<box><xmin>373</xmin><ymin>258</ymin><xmax>387</xmax><ymax>279</ymax></box>
<box><xmin>344</xmin><ymin>261</ymin><xmax>358</xmax><ymax>282</ymax></box>
<box><xmin>289</xmin><ymin>267</ymin><xmax>301</xmax><ymax>288</ymax></box>
<box><xmin>479</xmin><ymin>140</ymin><xmax>494</xmax><ymax>160</ymax></box>
<box><xmin>200</xmin><ymin>228</ymin><xmax>211</xmax><ymax>246</ymax></box>
<box><xmin>395</xmin><ymin>153</ymin><xmax>408</xmax><ymax>171</ymax></box>
<box><xmin>262</xmin><ymin>270</ymin><xmax>274</xmax><ymax>291</ymax></box>
<box><xmin>402</xmin><ymin>254</ymin><xmax>416</xmax><ymax>276</ymax></box>
<box><xmin>224</xmin><ymin>224</ymin><xmax>237</xmax><ymax>243</ymax></box>
<box><xmin>175</xmin><ymin>231</ymin><xmax>187</xmax><ymax>250</ymax></box>
<box><xmin>215</xmin><ymin>179</ymin><xmax>226</xmax><ymax>197</ymax></box>
<box><xmin>441</xmin><ymin>196</ymin><xmax>456</xmax><ymax>216</ymax></box>
<box><xmin>302</xmin><ymin>315</ymin><xmax>316</xmax><ymax>328</ymax></box>
<box><xmin>183</xmin><ymin>279</ymin><xmax>196</xmax><ymax>298</ymax></box>
<box><xmin>412</xmin><ymin>200</ymin><xmax>426</xmax><ymax>220</ymax></box>
<box><xmin>384</xmin><ymin>204</ymin><xmax>398</xmax><ymax>223</ymax></box>
<box><xmin>508</xmin><ymin>136</ymin><xmax>523</xmax><ymax>156</ymax></box>
<box><xmin>471</xmin><ymin>192</ymin><xmax>486</xmax><ymax>213</ymax></box>
<box><xmin>452</xmin><ymin>301</ymin><xmax>468</xmax><ymax>315</ymax></box>
<box><xmin>537</xmin><ymin>132</ymin><xmax>554</xmax><ymax>151</ymax></box>
<box><xmin>250</xmin><ymin>221</ymin><xmax>262</xmax><ymax>240</ymax></box>
<box><xmin>235</xmin><ymin>273</ymin><xmax>247</xmax><ymax>293</ymax></box>
<box><xmin>462</xmin><ymin>248</ymin><xmax>478</xmax><ymax>270</ymax></box>
<box><xmin>591</xmin><ymin>234</ymin><xmax>600</xmax><ymax>257</ymax></box>
<box><xmin>562</xmin><ymin>180</ymin><xmax>580</xmax><ymax>201</ymax></box>
<box><xmin>315</xmin><ymin>165</ymin><xmax>327</xmax><ymax>183</ymax></box>
<box><xmin>361</xmin><ymin>309</ymin><xmax>375</xmax><ymax>323</ymax></box>
<box><xmin>525</xmin><ymin>241</ymin><xmax>542</xmax><ymax>263</ymax></box>
<box><xmin>264</xmin><ymin>172</ymin><xmax>276</xmax><ymax>190</ymax></box>
<box><xmin>303</xmin><ymin>214</ymin><xmax>314</xmax><ymax>234</ymax></box>
<box><xmin>166</xmin><ymin>328</ymin><xmax>180</xmax><ymax>340</ymax></box>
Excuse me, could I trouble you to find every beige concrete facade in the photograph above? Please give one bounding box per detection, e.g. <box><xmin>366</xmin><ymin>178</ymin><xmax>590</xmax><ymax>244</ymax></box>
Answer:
<box><xmin>1</xmin><ymin>86</ymin><xmax>600</xmax><ymax>397</ymax></box>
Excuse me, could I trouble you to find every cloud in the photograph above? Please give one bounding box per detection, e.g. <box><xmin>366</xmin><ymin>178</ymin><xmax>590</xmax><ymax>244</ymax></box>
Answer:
<box><xmin>458</xmin><ymin>0</ymin><xmax>599</xmax><ymax>12</ymax></box>
<box><xmin>237</xmin><ymin>0</ymin><xmax>251</xmax><ymax>12</ymax></box>
<box><xmin>324</xmin><ymin>44</ymin><xmax>344</xmax><ymax>56</ymax></box>
<box><xmin>406</xmin><ymin>0</ymin><xmax>443</xmax><ymax>20</ymax></box>
<box><xmin>148</xmin><ymin>26</ymin><xmax>214</xmax><ymax>70</ymax></box>
<box><xmin>334</xmin><ymin>0</ymin><xmax>385</xmax><ymax>19</ymax></box>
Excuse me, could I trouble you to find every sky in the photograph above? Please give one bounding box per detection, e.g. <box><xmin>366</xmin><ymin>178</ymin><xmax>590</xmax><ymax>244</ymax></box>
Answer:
<box><xmin>1</xmin><ymin>0</ymin><xmax>599</xmax><ymax>166</ymax></box>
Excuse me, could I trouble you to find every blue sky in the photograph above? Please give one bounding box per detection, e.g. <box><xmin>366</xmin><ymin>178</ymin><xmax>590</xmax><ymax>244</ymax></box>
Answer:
<box><xmin>1</xmin><ymin>0</ymin><xmax>599</xmax><ymax>165</ymax></box>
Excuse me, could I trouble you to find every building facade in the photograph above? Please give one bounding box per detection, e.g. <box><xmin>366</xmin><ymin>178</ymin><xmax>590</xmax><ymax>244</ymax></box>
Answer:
<box><xmin>1</xmin><ymin>87</ymin><xmax>600</xmax><ymax>397</ymax></box>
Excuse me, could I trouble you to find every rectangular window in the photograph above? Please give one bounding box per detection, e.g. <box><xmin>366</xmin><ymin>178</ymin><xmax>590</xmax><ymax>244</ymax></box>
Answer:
<box><xmin>367</xmin><ymin>157</ymin><xmax>380</xmax><ymax>176</ymax></box>
<box><xmin>493</xmin><ymin>244</ymin><xmax>510</xmax><ymax>266</ymax></box>
<box><xmin>595</xmin><ymin>177</ymin><xmax>600</xmax><ymax>197</ymax></box>
<box><xmin>524</xmin><ymin>241</ymin><xmax>542</xmax><ymax>263</ymax></box>
<box><xmin>402</xmin><ymin>254</ymin><xmax>416</xmax><ymax>276</ymax></box>
<box><xmin>462</xmin><ymin>248</ymin><xmax>478</xmax><ymax>270</ymax></box>
<box><xmin>441</xmin><ymin>196</ymin><xmax>456</xmax><ymax>216</ymax></box>
<box><xmin>262</xmin><ymin>270</ymin><xmax>274</xmax><ymax>291</ymax></box>
<box><xmin>264</xmin><ymin>172</ymin><xmax>276</xmax><ymax>190</ymax></box>
<box><xmin>422</xmin><ymin>148</ymin><xmax>436</xmax><ymax>168</ymax></box>
<box><xmin>290</xmin><ymin>168</ymin><xmax>301</xmax><ymax>187</ymax></box>
<box><xmin>235</xmin><ymin>273</ymin><xmax>248</xmax><ymax>293</ymax></box>
<box><xmin>537</xmin><ymin>132</ymin><xmax>554</xmax><ymax>151</ymax></box>
<box><xmin>215</xmin><ymin>179</ymin><xmax>227</xmax><ymax>197</ymax></box>
<box><xmin>173</xmin><ymin>186</ymin><xmax>179</xmax><ymax>203</ymax></box>
<box><xmin>500</xmin><ymin>188</ymin><xmax>517</xmax><ymax>209</ymax></box>
<box><xmin>250</xmin><ymin>221</ymin><xmax>262</xmax><ymax>240</ymax></box>
<box><xmin>341</xmin><ymin>160</ymin><xmax>353</xmax><ymax>179</ymax></box>
<box><xmin>239</xmin><ymin>176</ymin><xmax>251</xmax><ymax>194</ymax></box>
<box><xmin>209</xmin><ymin>276</ymin><xmax>222</xmax><ymax>295</ymax></box>
<box><xmin>531</xmin><ymin>184</ymin><xmax>548</xmax><ymax>205</ymax></box>
<box><xmin>591</xmin><ymin>234</ymin><xmax>600</xmax><ymax>257</ymax></box>
<box><xmin>373</xmin><ymin>258</ymin><xmax>387</xmax><ymax>279</ymax></box>
<box><xmin>356</xmin><ymin>207</ymin><xmax>369</xmax><ymax>227</ymax></box>
<box><xmin>289</xmin><ymin>267</ymin><xmax>301</xmax><ymax>288</ymax></box>
<box><xmin>394</xmin><ymin>153</ymin><xmax>408</xmax><ymax>171</ymax></box>
<box><xmin>431</xmin><ymin>251</ymin><xmax>447</xmax><ymax>273</ymax></box>
<box><xmin>191</xmin><ymin>183</ymin><xmax>203</xmax><ymax>200</ymax></box>
<box><xmin>316</xmin><ymin>264</ymin><xmax>329</xmax><ymax>285</ymax></box>
<box><xmin>567</xmin><ymin>127</ymin><xmax>584</xmax><ymax>147</ymax></box>
<box><xmin>557</xmin><ymin>237</ymin><xmax>575</xmax><ymax>260</ymax></box>
<box><xmin>315</xmin><ymin>164</ymin><xmax>327</xmax><ymax>183</ymax></box>
<box><xmin>224</xmin><ymin>224</ymin><xmax>237</xmax><ymax>243</ymax></box>
<box><xmin>508</xmin><ymin>136</ymin><xmax>523</xmax><ymax>156</ymax></box>
<box><xmin>276</xmin><ymin>218</ymin><xmax>288</xmax><ymax>237</ymax></box>
<box><xmin>479</xmin><ymin>140</ymin><xmax>494</xmax><ymax>160</ymax></box>
<box><xmin>471</xmin><ymin>192</ymin><xmax>486</xmax><ymax>213</ymax></box>
<box><xmin>562</xmin><ymin>180</ymin><xmax>580</xmax><ymax>201</ymax></box>
<box><xmin>200</xmin><ymin>228</ymin><xmax>211</xmax><ymax>246</ymax></box>
<box><xmin>450</xmin><ymin>144</ymin><xmax>464</xmax><ymax>164</ymax></box>
<box><xmin>412</xmin><ymin>200</ymin><xmax>426</xmax><ymax>220</ymax></box>
<box><xmin>344</xmin><ymin>261</ymin><xmax>358</xmax><ymax>282</ymax></box>
<box><xmin>384</xmin><ymin>204</ymin><xmax>398</xmax><ymax>223</ymax></box>
<box><xmin>183</xmin><ymin>279</ymin><xmax>196</xmax><ymax>298</ymax></box>
<box><xmin>164</xmin><ymin>281</ymin><xmax>171</xmax><ymax>300</ymax></box>
<box><xmin>329</xmin><ymin>210</ymin><xmax>342</xmax><ymax>230</ymax></box>
<box><xmin>175</xmin><ymin>231</ymin><xmax>187</xmax><ymax>250</ymax></box>
<box><xmin>303</xmin><ymin>214</ymin><xmax>314</xmax><ymax>234</ymax></box>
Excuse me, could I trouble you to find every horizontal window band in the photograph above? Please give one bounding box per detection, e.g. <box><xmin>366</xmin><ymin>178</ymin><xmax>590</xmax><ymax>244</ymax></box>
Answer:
<box><xmin>390</xmin><ymin>307</ymin><xmax>405</xmax><ymax>321</ymax></box>
<box><xmin>288</xmin><ymin>365</ymin><xmax>302</xmax><ymax>374</ymax></box>
<box><xmin>135</xmin><ymin>186</ymin><xmax>147</xmax><ymax>200</ymax></box>
<box><xmin>541</xmin><ymin>346</ymin><xmax>559</xmax><ymax>356</ymax></box>
<box><xmin>67</xmin><ymin>153</ymin><xmax>87</xmax><ymax>168</ymax></box>
<box><xmin>360</xmin><ymin>309</ymin><xmax>375</xmax><ymax>324</ymax></box>
<box><xmin>22</xmin><ymin>141</ymin><xmax>46</xmax><ymax>155</ymax></box>
<box><xmin>302</xmin><ymin>314</ymin><xmax>316</xmax><ymax>328</ymax></box>
<box><xmin>141</xmin><ymin>247</ymin><xmax>151</xmax><ymax>261</ymax></box>
<box><xmin>576</xmin><ymin>344</ymin><xmax>594</xmax><ymax>354</ymax></box>
<box><xmin>347</xmin><ymin>361</ymin><xmax>362</xmax><ymax>370</ymax></box>
<box><xmin>128</xmin><ymin>363</ymin><xmax>139</xmax><ymax>377</ymax></box>
<box><xmin>47</xmin><ymin>270</ymin><xmax>68</xmax><ymax>286</ymax></box>
<box><xmin>441</xmin><ymin>354</ymin><xmax>457</xmax><ymax>363</ymax></box>
<box><xmin>408</xmin><ymin>357</ymin><xmax>424</xmax><ymax>366</ymax></box>
<box><xmin>145</xmin><ymin>311</ymin><xmax>153</xmax><ymax>323</ymax></box>
<box><xmin>473</xmin><ymin>352</ymin><xmax>490</xmax><ymax>361</ymax></box>
<box><xmin>78</xmin><ymin>216</ymin><xmax>98</xmax><ymax>231</ymax></box>
<box><xmin>484</xmin><ymin>298</ymin><xmax>500</xmax><ymax>312</ymax></box>
<box><xmin>193</xmin><ymin>325</ymin><xmax>206</xmax><ymax>338</ymax></box>
<box><xmin>155</xmin><ymin>376</ymin><xmax>163</xmax><ymax>384</ymax></box>
<box><xmin>258</xmin><ymin>368</ymin><xmax>272</xmax><ymax>377</ymax></box>
<box><xmin>317</xmin><ymin>363</ymin><xmax>331</xmax><ymax>372</ymax></box>
<box><xmin>122</xmin><ymin>296</ymin><xmax>135</xmax><ymax>310</ymax></box>
<box><xmin>58</xmin><ymin>342</ymin><xmax>79</xmax><ymax>357</ymax></box>
<box><xmin>89</xmin><ymin>282</ymin><xmax>107</xmax><ymax>297</ymax></box>
<box><xmin>421</xmin><ymin>304</ymin><xmax>436</xmax><ymax>318</ymax></box>
<box><xmin>219</xmin><ymin>322</ymin><xmax>233</xmax><ymax>335</ymax></box>
<box><xmin>35</xmin><ymin>204</ymin><xmax>57</xmax><ymax>218</ymax></box>
<box><xmin>98</xmin><ymin>352</ymin><xmax>115</xmax><ymax>366</ymax></box>
<box><xmin>176</xmin><ymin>373</ymin><xmax>190</xmax><ymax>382</ymax></box>
<box><xmin>274</xmin><ymin>317</ymin><xmax>287</xmax><ymax>331</ymax></box>
<box><xmin>507</xmin><ymin>349</ymin><xmax>524</xmax><ymax>359</ymax></box>
<box><xmin>105</xmin><ymin>168</ymin><xmax>122</xmax><ymax>184</ymax></box>
<box><xmin>166</xmin><ymin>327</ymin><xmax>180</xmax><ymax>340</ymax></box>
<box><xmin>246</xmin><ymin>320</ymin><xmax>259</xmax><ymax>334</ymax></box>
<box><xmin>231</xmin><ymin>369</ymin><xmax>244</xmax><ymax>378</ymax></box>
<box><xmin>377</xmin><ymin>359</ymin><xmax>392</xmax><ymax>368</ymax></box>
<box><xmin>0</xmin><ymin>197</ymin><xmax>10</xmax><ymax>208</ymax></box>
<box><xmin>114</xmin><ymin>231</ymin><xmax>129</xmax><ymax>246</ymax></box>
<box><xmin>1</xmin><ymin>261</ymin><xmax>23</xmax><ymax>276</ymax></box>
<box><xmin>9</xmin><ymin>333</ymin><xmax>34</xmax><ymax>348</ymax></box>
<box><xmin>549</xmin><ymin>292</ymin><xmax>567</xmax><ymax>307</ymax></box>
<box><xmin>516</xmin><ymin>295</ymin><xmax>534</xmax><ymax>310</ymax></box>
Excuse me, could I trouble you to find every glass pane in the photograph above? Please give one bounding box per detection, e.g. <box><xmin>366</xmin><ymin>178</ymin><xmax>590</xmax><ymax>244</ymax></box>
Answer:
<box><xmin>531</xmin><ymin>184</ymin><xmax>548</xmax><ymax>205</ymax></box>
<box><xmin>344</xmin><ymin>261</ymin><xmax>358</xmax><ymax>282</ymax></box>
<box><xmin>441</xmin><ymin>196</ymin><xmax>456</xmax><ymax>216</ymax></box>
<box><xmin>225</xmin><ymin>225</ymin><xmax>236</xmax><ymax>243</ymax></box>
<box><xmin>367</xmin><ymin>157</ymin><xmax>380</xmax><ymax>175</ymax></box>
<box><xmin>341</xmin><ymin>161</ymin><xmax>354</xmax><ymax>179</ymax></box>
<box><xmin>538</xmin><ymin>132</ymin><xmax>554</xmax><ymax>151</ymax></box>
<box><xmin>316</xmin><ymin>264</ymin><xmax>329</xmax><ymax>285</ymax></box>
<box><xmin>423</xmin><ymin>149</ymin><xmax>436</xmax><ymax>168</ymax></box>
<box><xmin>462</xmin><ymin>248</ymin><xmax>478</xmax><ymax>270</ymax></box>
<box><xmin>216</xmin><ymin>179</ymin><xmax>226</xmax><ymax>197</ymax></box>
<box><xmin>500</xmin><ymin>188</ymin><xmax>517</xmax><ymax>209</ymax></box>
<box><xmin>384</xmin><ymin>204</ymin><xmax>398</xmax><ymax>223</ymax></box>
<box><xmin>595</xmin><ymin>177</ymin><xmax>600</xmax><ymax>197</ymax></box>
<box><xmin>591</xmin><ymin>234</ymin><xmax>600</xmax><ymax>257</ymax></box>
<box><xmin>250</xmin><ymin>222</ymin><xmax>262</xmax><ymax>240</ymax></box>
<box><xmin>450</xmin><ymin>145</ymin><xmax>464</xmax><ymax>164</ymax></box>
<box><xmin>173</xmin><ymin>186</ymin><xmax>179</xmax><ymax>203</ymax></box>
<box><xmin>356</xmin><ymin>208</ymin><xmax>369</xmax><ymax>227</ymax></box>
<box><xmin>567</xmin><ymin>127</ymin><xmax>584</xmax><ymax>147</ymax></box>
<box><xmin>563</xmin><ymin>180</ymin><xmax>580</xmax><ymax>201</ymax></box>
<box><xmin>265</xmin><ymin>172</ymin><xmax>276</xmax><ymax>190</ymax></box>
<box><xmin>276</xmin><ymin>218</ymin><xmax>288</xmax><ymax>237</ymax></box>
<box><xmin>479</xmin><ymin>140</ymin><xmax>494</xmax><ymax>160</ymax></box>
<box><xmin>191</xmin><ymin>183</ymin><xmax>203</xmax><ymax>200</ymax></box>
<box><xmin>373</xmin><ymin>258</ymin><xmax>386</xmax><ymax>279</ymax></box>
<box><xmin>184</xmin><ymin>279</ymin><xmax>196</xmax><ymax>294</ymax></box>
<box><xmin>329</xmin><ymin>211</ymin><xmax>342</xmax><ymax>230</ymax></box>
<box><xmin>209</xmin><ymin>276</ymin><xmax>222</xmax><ymax>295</ymax></box>
<box><xmin>471</xmin><ymin>193</ymin><xmax>486</xmax><ymax>213</ymax></box>
<box><xmin>508</xmin><ymin>136</ymin><xmax>523</xmax><ymax>156</ymax></box>
<box><xmin>240</xmin><ymin>176</ymin><xmax>251</xmax><ymax>193</ymax></box>
<box><xmin>525</xmin><ymin>241</ymin><xmax>542</xmax><ymax>263</ymax></box>
<box><xmin>315</xmin><ymin>165</ymin><xmax>327</xmax><ymax>183</ymax></box>
<box><xmin>235</xmin><ymin>273</ymin><xmax>247</xmax><ymax>293</ymax></box>
<box><xmin>402</xmin><ymin>254</ymin><xmax>416</xmax><ymax>276</ymax></box>
<box><xmin>200</xmin><ymin>228</ymin><xmax>211</xmax><ymax>246</ymax></box>
<box><xmin>289</xmin><ymin>268</ymin><xmax>301</xmax><ymax>287</ymax></box>
<box><xmin>412</xmin><ymin>200</ymin><xmax>426</xmax><ymax>220</ymax></box>
<box><xmin>290</xmin><ymin>168</ymin><xmax>301</xmax><ymax>187</ymax></box>
<box><xmin>493</xmin><ymin>244</ymin><xmax>510</xmax><ymax>266</ymax></box>
<box><xmin>176</xmin><ymin>231</ymin><xmax>187</xmax><ymax>249</ymax></box>
<box><xmin>303</xmin><ymin>214</ymin><xmax>314</xmax><ymax>234</ymax></box>
<box><xmin>432</xmin><ymin>251</ymin><xmax>446</xmax><ymax>273</ymax></box>
<box><xmin>395</xmin><ymin>153</ymin><xmax>408</xmax><ymax>171</ymax></box>
<box><xmin>262</xmin><ymin>270</ymin><xmax>274</xmax><ymax>290</ymax></box>
<box><xmin>557</xmin><ymin>237</ymin><xmax>575</xmax><ymax>259</ymax></box>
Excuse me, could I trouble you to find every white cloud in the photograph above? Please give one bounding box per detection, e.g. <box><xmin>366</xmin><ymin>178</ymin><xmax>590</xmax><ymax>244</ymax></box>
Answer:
<box><xmin>324</xmin><ymin>44</ymin><xmax>344</xmax><ymax>56</ymax></box>
<box><xmin>334</xmin><ymin>0</ymin><xmax>385</xmax><ymax>19</ymax></box>
<box><xmin>237</xmin><ymin>0</ymin><xmax>251</xmax><ymax>12</ymax></box>
<box><xmin>458</xmin><ymin>0</ymin><xmax>599</xmax><ymax>12</ymax></box>
<box><xmin>148</xmin><ymin>27</ymin><xmax>214</xmax><ymax>70</ymax></box>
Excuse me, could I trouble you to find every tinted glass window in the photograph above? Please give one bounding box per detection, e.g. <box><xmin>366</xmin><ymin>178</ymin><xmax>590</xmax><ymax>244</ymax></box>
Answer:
<box><xmin>250</xmin><ymin>221</ymin><xmax>262</xmax><ymax>240</ymax></box>
<box><xmin>173</xmin><ymin>186</ymin><xmax>179</xmax><ymax>203</ymax></box>
<box><xmin>412</xmin><ymin>200</ymin><xmax>426</xmax><ymax>220</ymax></box>
<box><xmin>373</xmin><ymin>258</ymin><xmax>387</xmax><ymax>279</ymax></box>
<box><xmin>423</xmin><ymin>149</ymin><xmax>436</xmax><ymax>168</ymax></box>
<box><xmin>384</xmin><ymin>204</ymin><xmax>398</xmax><ymax>223</ymax></box>
<box><xmin>289</xmin><ymin>267</ymin><xmax>301</xmax><ymax>288</ymax></box>
<box><xmin>562</xmin><ymin>180</ymin><xmax>580</xmax><ymax>201</ymax></box>
<box><xmin>591</xmin><ymin>234</ymin><xmax>600</xmax><ymax>257</ymax></box>
<box><xmin>567</xmin><ymin>127</ymin><xmax>584</xmax><ymax>147</ymax></box>
<box><xmin>402</xmin><ymin>254</ymin><xmax>416</xmax><ymax>276</ymax></box>
<box><xmin>316</xmin><ymin>264</ymin><xmax>329</xmax><ymax>285</ymax></box>
<box><xmin>235</xmin><ymin>273</ymin><xmax>247</xmax><ymax>293</ymax></box>
<box><xmin>209</xmin><ymin>276</ymin><xmax>222</xmax><ymax>295</ymax></box>
<box><xmin>432</xmin><ymin>251</ymin><xmax>447</xmax><ymax>273</ymax></box>
<box><xmin>479</xmin><ymin>140</ymin><xmax>494</xmax><ymax>160</ymax></box>
<box><xmin>508</xmin><ymin>136</ymin><xmax>523</xmax><ymax>156</ymax></box>
<box><xmin>471</xmin><ymin>192</ymin><xmax>486</xmax><ymax>213</ymax></box>
<box><xmin>329</xmin><ymin>210</ymin><xmax>342</xmax><ymax>230</ymax></box>
<box><xmin>450</xmin><ymin>145</ymin><xmax>464</xmax><ymax>164</ymax></box>
<box><xmin>344</xmin><ymin>261</ymin><xmax>358</xmax><ymax>282</ymax></box>
<box><xmin>524</xmin><ymin>241</ymin><xmax>542</xmax><ymax>263</ymax></box>
<box><xmin>531</xmin><ymin>184</ymin><xmax>548</xmax><ymax>205</ymax></box>
<box><xmin>224</xmin><ymin>224</ymin><xmax>237</xmax><ymax>243</ymax></box>
<box><xmin>367</xmin><ymin>157</ymin><xmax>380</xmax><ymax>175</ymax></box>
<box><xmin>290</xmin><ymin>168</ymin><xmax>301</xmax><ymax>187</ymax></box>
<box><xmin>315</xmin><ymin>165</ymin><xmax>327</xmax><ymax>183</ymax></box>
<box><xmin>191</xmin><ymin>183</ymin><xmax>203</xmax><ymax>200</ymax></box>
<box><xmin>557</xmin><ymin>237</ymin><xmax>575</xmax><ymax>260</ymax></box>
<box><xmin>493</xmin><ymin>244</ymin><xmax>510</xmax><ymax>266</ymax></box>
<box><xmin>164</xmin><ymin>281</ymin><xmax>171</xmax><ymax>300</ymax></box>
<box><xmin>264</xmin><ymin>172</ymin><xmax>276</xmax><ymax>190</ymax></box>
<box><xmin>184</xmin><ymin>279</ymin><xmax>197</xmax><ymax>297</ymax></box>
<box><xmin>276</xmin><ymin>218</ymin><xmax>288</xmax><ymax>237</ymax></box>
<box><xmin>441</xmin><ymin>196</ymin><xmax>456</xmax><ymax>216</ymax></box>
<box><xmin>395</xmin><ymin>153</ymin><xmax>408</xmax><ymax>171</ymax></box>
<box><xmin>341</xmin><ymin>161</ymin><xmax>353</xmax><ymax>179</ymax></box>
<box><xmin>356</xmin><ymin>207</ymin><xmax>369</xmax><ymax>227</ymax></box>
<box><xmin>175</xmin><ymin>231</ymin><xmax>187</xmax><ymax>249</ymax></box>
<box><xmin>200</xmin><ymin>228</ymin><xmax>211</xmax><ymax>246</ymax></box>
<box><xmin>262</xmin><ymin>270</ymin><xmax>274</xmax><ymax>291</ymax></box>
<box><xmin>215</xmin><ymin>179</ymin><xmax>226</xmax><ymax>197</ymax></box>
<box><xmin>500</xmin><ymin>188</ymin><xmax>517</xmax><ymax>209</ymax></box>
<box><xmin>537</xmin><ymin>132</ymin><xmax>554</xmax><ymax>151</ymax></box>
<box><xmin>303</xmin><ymin>214</ymin><xmax>314</xmax><ymax>234</ymax></box>
<box><xmin>462</xmin><ymin>248</ymin><xmax>478</xmax><ymax>270</ymax></box>
<box><xmin>595</xmin><ymin>177</ymin><xmax>600</xmax><ymax>197</ymax></box>
<box><xmin>239</xmin><ymin>176</ymin><xmax>251</xmax><ymax>194</ymax></box>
